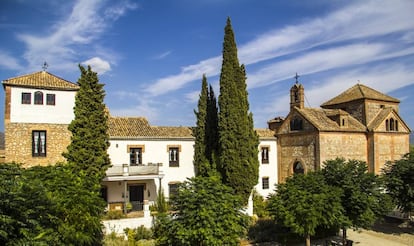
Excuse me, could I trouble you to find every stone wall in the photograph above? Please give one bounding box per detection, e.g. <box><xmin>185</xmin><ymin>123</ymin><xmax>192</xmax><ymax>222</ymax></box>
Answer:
<box><xmin>371</xmin><ymin>133</ymin><xmax>410</xmax><ymax>174</ymax></box>
<box><xmin>5</xmin><ymin>123</ymin><xmax>71</xmax><ymax>167</ymax></box>
<box><xmin>278</xmin><ymin>133</ymin><xmax>317</xmax><ymax>182</ymax></box>
<box><xmin>365</xmin><ymin>100</ymin><xmax>399</xmax><ymax>126</ymax></box>
<box><xmin>319</xmin><ymin>132</ymin><xmax>368</xmax><ymax>167</ymax></box>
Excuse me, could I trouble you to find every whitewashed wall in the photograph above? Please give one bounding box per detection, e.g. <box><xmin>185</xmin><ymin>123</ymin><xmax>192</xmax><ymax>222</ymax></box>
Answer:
<box><xmin>255</xmin><ymin>139</ymin><xmax>278</xmax><ymax>199</ymax></box>
<box><xmin>108</xmin><ymin>139</ymin><xmax>195</xmax><ymax>198</ymax></box>
<box><xmin>10</xmin><ymin>87</ymin><xmax>76</xmax><ymax>124</ymax></box>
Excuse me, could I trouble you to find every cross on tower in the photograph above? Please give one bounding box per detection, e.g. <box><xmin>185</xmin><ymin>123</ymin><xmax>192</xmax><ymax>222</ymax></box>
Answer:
<box><xmin>294</xmin><ymin>73</ymin><xmax>300</xmax><ymax>84</ymax></box>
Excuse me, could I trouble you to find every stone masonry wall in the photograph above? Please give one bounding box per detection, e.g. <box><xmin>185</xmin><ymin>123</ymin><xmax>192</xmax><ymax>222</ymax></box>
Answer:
<box><xmin>278</xmin><ymin>133</ymin><xmax>316</xmax><ymax>182</ymax></box>
<box><xmin>5</xmin><ymin>123</ymin><xmax>71</xmax><ymax>167</ymax></box>
<box><xmin>372</xmin><ymin>133</ymin><xmax>410</xmax><ymax>174</ymax></box>
<box><xmin>319</xmin><ymin>132</ymin><xmax>368</xmax><ymax>167</ymax></box>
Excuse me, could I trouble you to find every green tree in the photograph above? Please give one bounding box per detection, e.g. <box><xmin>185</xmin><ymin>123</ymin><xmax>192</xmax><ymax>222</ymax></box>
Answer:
<box><xmin>206</xmin><ymin>84</ymin><xmax>219</xmax><ymax>171</ymax></box>
<box><xmin>193</xmin><ymin>74</ymin><xmax>210</xmax><ymax>176</ymax></box>
<box><xmin>63</xmin><ymin>64</ymin><xmax>110</xmax><ymax>181</ymax></box>
<box><xmin>383</xmin><ymin>150</ymin><xmax>414</xmax><ymax>215</ymax></box>
<box><xmin>158</xmin><ymin>176</ymin><xmax>249</xmax><ymax>246</ymax></box>
<box><xmin>0</xmin><ymin>163</ymin><xmax>58</xmax><ymax>245</ymax></box>
<box><xmin>268</xmin><ymin>172</ymin><xmax>343</xmax><ymax>246</ymax></box>
<box><xmin>60</xmin><ymin>65</ymin><xmax>110</xmax><ymax>245</ymax></box>
<box><xmin>322</xmin><ymin>158</ymin><xmax>393</xmax><ymax>245</ymax></box>
<box><xmin>218</xmin><ymin>17</ymin><xmax>259</xmax><ymax>204</ymax></box>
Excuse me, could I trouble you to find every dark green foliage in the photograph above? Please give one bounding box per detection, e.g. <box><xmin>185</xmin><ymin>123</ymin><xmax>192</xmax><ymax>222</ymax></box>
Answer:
<box><xmin>194</xmin><ymin>75</ymin><xmax>219</xmax><ymax>177</ymax></box>
<box><xmin>0</xmin><ymin>163</ymin><xmax>58</xmax><ymax>245</ymax></box>
<box><xmin>267</xmin><ymin>172</ymin><xmax>343</xmax><ymax>246</ymax></box>
<box><xmin>206</xmin><ymin>84</ymin><xmax>219</xmax><ymax>172</ymax></box>
<box><xmin>323</xmin><ymin>158</ymin><xmax>393</xmax><ymax>229</ymax></box>
<box><xmin>383</xmin><ymin>151</ymin><xmax>414</xmax><ymax>214</ymax></box>
<box><xmin>217</xmin><ymin>17</ymin><xmax>259</xmax><ymax>204</ymax></box>
<box><xmin>157</xmin><ymin>176</ymin><xmax>249</xmax><ymax>246</ymax></box>
<box><xmin>193</xmin><ymin>74</ymin><xmax>210</xmax><ymax>176</ymax></box>
<box><xmin>63</xmin><ymin>64</ymin><xmax>110</xmax><ymax>181</ymax></box>
<box><xmin>31</xmin><ymin>164</ymin><xmax>105</xmax><ymax>245</ymax></box>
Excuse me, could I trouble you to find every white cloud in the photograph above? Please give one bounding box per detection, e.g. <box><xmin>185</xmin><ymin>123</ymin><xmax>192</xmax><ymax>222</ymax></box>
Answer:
<box><xmin>15</xmin><ymin>0</ymin><xmax>136</xmax><ymax>73</ymax></box>
<box><xmin>152</xmin><ymin>51</ymin><xmax>172</xmax><ymax>60</ymax></box>
<box><xmin>82</xmin><ymin>57</ymin><xmax>111</xmax><ymax>75</ymax></box>
<box><xmin>144</xmin><ymin>0</ymin><xmax>414</xmax><ymax>97</ymax></box>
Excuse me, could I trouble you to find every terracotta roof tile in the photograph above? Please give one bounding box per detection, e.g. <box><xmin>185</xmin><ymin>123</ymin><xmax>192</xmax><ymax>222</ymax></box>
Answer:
<box><xmin>2</xmin><ymin>71</ymin><xmax>79</xmax><ymax>90</ymax></box>
<box><xmin>321</xmin><ymin>84</ymin><xmax>399</xmax><ymax>107</ymax></box>
<box><xmin>297</xmin><ymin>108</ymin><xmax>366</xmax><ymax>132</ymax></box>
<box><xmin>108</xmin><ymin>117</ymin><xmax>193</xmax><ymax>138</ymax></box>
<box><xmin>367</xmin><ymin>107</ymin><xmax>393</xmax><ymax>131</ymax></box>
<box><xmin>255</xmin><ymin>128</ymin><xmax>276</xmax><ymax>138</ymax></box>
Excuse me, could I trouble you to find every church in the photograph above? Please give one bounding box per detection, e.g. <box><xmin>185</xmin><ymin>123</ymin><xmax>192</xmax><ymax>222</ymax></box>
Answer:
<box><xmin>268</xmin><ymin>79</ymin><xmax>411</xmax><ymax>182</ymax></box>
<box><xmin>2</xmin><ymin>70</ymin><xmax>410</xmax><ymax>215</ymax></box>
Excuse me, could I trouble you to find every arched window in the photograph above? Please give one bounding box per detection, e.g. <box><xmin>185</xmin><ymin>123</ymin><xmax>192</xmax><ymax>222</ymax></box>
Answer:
<box><xmin>34</xmin><ymin>91</ymin><xmax>43</xmax><ymax>105</ymax></box>
<box><xmin>385</xmin><ymin>119</ymin><xmax>389</xmax><ymax>131</ymax></box>
<box><xmin>293</xmin><ymin>161</ymin><xmax>304</xmax><ymax>174</ymax></box>
<box><xmin>395</xmin><ymin>121</ymin><xmax>399</xmax><ymax>131</ymax></box>
<box><xmin>390</xmin><ymin>118</ymin><xmax>395</xmax><ymax>131</ymax></box>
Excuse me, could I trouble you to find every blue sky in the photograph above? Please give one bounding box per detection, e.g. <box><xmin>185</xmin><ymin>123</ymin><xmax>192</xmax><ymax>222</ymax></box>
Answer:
<box><xmin>1</xmin><ymin>0</ymin><xmax>413</xmax><ymax>132</ymax></box>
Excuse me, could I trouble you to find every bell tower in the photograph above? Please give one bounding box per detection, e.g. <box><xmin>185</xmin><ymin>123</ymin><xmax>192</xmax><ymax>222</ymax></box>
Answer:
<box><xmin>290</xmin><ymin>73</ymin><xmax>304</xmax><ymax>110</ymax></box>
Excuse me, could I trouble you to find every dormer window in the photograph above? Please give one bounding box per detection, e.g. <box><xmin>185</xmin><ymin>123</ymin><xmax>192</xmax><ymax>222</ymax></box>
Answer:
<box><xmin>290</xmin><ymin>118</ymin><xmax>303</xmax><ymax>131</ymax></box>
<box><xmin>34</xmin><ymin>91</ymin><xmax>43</xmax><ymax>105</ymax></box>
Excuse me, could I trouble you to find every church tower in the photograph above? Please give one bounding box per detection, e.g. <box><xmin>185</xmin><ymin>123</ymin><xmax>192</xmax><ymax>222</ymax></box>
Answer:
<box><xmin>290</xmin><ymin>73</ymin><xmax>304</xmax><ymax>110</ymax></box>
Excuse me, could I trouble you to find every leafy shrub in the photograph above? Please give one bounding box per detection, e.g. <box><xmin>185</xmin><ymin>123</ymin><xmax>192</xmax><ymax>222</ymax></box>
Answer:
<box><xmin>103</xmin><ymin>210</ymin><xmax>126</xmax><ymax>220</ymax></box>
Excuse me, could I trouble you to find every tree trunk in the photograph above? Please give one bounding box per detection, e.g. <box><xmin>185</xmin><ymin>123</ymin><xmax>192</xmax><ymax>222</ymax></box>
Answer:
<box><xmin>306</xmin><ymin>234</ymin><xmax>311</xmax><ymax>246</ymax></box>
<box><xmin>342</xmin><ymin>227</ymin><xmax>347</xmax><ymax>246</ymax></box>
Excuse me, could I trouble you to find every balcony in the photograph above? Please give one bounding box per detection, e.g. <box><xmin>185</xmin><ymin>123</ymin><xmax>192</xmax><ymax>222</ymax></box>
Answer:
<box><xmin>103</xmin><ymin>163</ymin><xmax>164</xmax><ymax>181</ymax></box>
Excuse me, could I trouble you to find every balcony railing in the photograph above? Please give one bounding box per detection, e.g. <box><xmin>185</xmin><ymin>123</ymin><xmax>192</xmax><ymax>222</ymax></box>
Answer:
<box><xmin>106</xmin><ymin>163</ymin><xmax>162</xmax><ymax>177</ymax></box>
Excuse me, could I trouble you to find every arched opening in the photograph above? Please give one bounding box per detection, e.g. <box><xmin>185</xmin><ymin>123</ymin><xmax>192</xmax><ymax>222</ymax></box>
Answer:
<box><xmin>390</xmin><ymin>118</ymin><xmax>395</xmax><ymax>131</ymax></box>
<box><xmin>293</xmin><ymin>161</ymin><xmax>304</xmax><ymax>174</ymax></box>
<box><xmin>385</xmin><ymin>119</ymin><xmax>389</xmax><ymax>131</ymax></box>
<box><xmin>34</xmin><ymin>91</ymin><xmax>43</xmax><ymax>105</ymax></box>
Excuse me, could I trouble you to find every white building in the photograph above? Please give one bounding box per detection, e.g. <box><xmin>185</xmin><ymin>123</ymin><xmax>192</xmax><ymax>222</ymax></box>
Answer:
<box><xmin>2</xmin><ymin>71</ymin><xmax>278</xmax><ymax>219</ymax></box>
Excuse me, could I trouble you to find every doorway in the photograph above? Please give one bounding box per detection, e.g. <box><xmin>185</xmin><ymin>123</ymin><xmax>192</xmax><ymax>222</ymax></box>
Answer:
<box><xmin>129</xmin><ymin>185</ymin><xmax>144</xmax><ymax>211</ymax></box>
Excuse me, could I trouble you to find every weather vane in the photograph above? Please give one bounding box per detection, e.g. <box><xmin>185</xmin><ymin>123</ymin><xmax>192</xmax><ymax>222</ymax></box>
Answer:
<box><xmin>294</xmin><ymin>73</ymin><xmax>300</xmax><ymax>84</ymax></box>
<box><xmin>42</xmin><ymin>62</ymin><xmax>48</xmax><ymax>71</ymax></box>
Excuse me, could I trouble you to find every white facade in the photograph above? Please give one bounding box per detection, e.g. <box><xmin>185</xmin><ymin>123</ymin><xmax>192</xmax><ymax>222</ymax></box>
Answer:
<box><xmin>256</xmin><ymin>139</ymin><xmax>278</xmax><ymax>198</ymax></box>
<box><xmin>9</xmin><ymin>87</ymin><xmax>76</xmax><ymax>124</ymax></box>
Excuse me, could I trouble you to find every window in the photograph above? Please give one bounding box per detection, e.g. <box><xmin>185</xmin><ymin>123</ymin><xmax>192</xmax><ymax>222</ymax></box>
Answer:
<box><xmin>386</xmin><ymin>118</ymin><xmax>399</xmax><ymax>132</ymax></box>
<box><xmin>261</xmin><ymin>146</ymin><xmax>269</xmax><ymax>164</ymax></box>
<box><xmin>293</xmin><ymin>161</ymin><xmax>304</xmax><ymax>174</ymax></box>
<box><xmin>34</xmin><ymin>91</ymin><xmax>43</xmax><ymax>105</ymax></box>
<box><xmin>168</xmin><ymin>183</ymin><xmax>179</xmax><ymax>197</ymax></box>
<box><xmin>169</xmin><ymin>147</ymin><xmax>179</xmax><ymax>167</ymax></box>
<box><xmin>46</xmin><ymin>94</ymin><xmax>55</xmax><ymax>105</ymax></box>
<box><xmin>290</xmin><ymin>118</ymin><xmax>303</xmax><ymax>131</ymax></box>
<box><xmin>21</xmin><ymin>93</ymin><xmax>31</xmax><ymax>104</ymax></box>
<box><xmin>130</xmin><ymin>148</ymin><xmax>142</xmax><ymax>166</ymax></box>
<box><xmin>262</xmin><ymin>177</ymin><xmax>269</xmax><ymax>189</ymax></box>
<box><xmin>32</xmin><ymin>131</ymin><xmax>46</xmax><ymax>157</ymax></box>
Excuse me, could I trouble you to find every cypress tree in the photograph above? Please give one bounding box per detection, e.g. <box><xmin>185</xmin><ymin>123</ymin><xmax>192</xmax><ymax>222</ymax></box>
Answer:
<box><xmin>193</xmin><ymin>74</ymin><xmax>209</xmax><ymax>176</ymax></box>
<box><xmin>194</xmin><ymin>75</ymin><xmax>220</xmax><ymax>177</ymax></box>
<box><xmin>218</xmin><ymin>18</ymin><xmax>259</xmax><ymax>204</ymax></box>
<box><xmin>63</xmin><ymin>64</ymin><xmax>110</xmax><ymax>181</ymax></box>
<box><xmin>206</xmin><ymin>84</ymin><xmax>219</xmax><ymax>171</ymax></box>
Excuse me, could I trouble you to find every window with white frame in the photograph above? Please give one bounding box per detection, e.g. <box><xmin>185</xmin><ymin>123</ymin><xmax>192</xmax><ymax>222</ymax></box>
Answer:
<box><xmin>32</xmin><ymin>130</ymin><xmax>46</xmax><ymax>157</ymax></box>
<box><xmin>130</xmin><ymin>148</ymin><xmax>143</xmax><ymax>166</ymax></box>
<box><xmin>261</xmin><ymin>146</ymin><xmax>269</xmax><ymax>164</ymax></box>
<box><xmin>169</xmin><ymin>147</ymin><xmax>179</xmax><ymax>167</ymax></box>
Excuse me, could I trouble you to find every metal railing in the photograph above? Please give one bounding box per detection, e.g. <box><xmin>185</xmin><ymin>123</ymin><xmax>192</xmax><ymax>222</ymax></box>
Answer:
<box><xmin>105</xmin><ymin>163</ymin><xmax>162</xmax><ymax>177</ymax></box>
